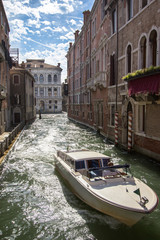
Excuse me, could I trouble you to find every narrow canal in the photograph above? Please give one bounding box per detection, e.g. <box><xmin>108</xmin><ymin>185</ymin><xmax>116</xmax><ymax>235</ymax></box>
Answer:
<box><xmin>0</xmin><ymin>113</ymin><xmax>160</xmax><ymax>240</ymax></box>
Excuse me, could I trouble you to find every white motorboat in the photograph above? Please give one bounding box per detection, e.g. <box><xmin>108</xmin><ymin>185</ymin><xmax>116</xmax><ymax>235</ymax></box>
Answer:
<box><xmin>54</xmin><ymin>149</ymin><xmax>159</xmax><ymax>226</ymax></box>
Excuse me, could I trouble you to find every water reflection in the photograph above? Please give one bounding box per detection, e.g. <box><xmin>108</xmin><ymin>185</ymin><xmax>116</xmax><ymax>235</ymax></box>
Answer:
<box><xmin>0</xmin><ymin>113</ymin><xmax>160</xmax><ymax>240</ymax></box>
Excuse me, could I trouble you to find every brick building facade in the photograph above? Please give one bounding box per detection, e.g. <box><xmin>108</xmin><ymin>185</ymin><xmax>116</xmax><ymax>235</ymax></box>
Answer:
<box><xmin>66</xmin><ymin>0</ymin><xmax>160</xmax><ymax>161</ymax></box>
<box><xmin>0</xmin><ymin>0</ymin><xmax>12</xmax><ymax>133</ymax></box>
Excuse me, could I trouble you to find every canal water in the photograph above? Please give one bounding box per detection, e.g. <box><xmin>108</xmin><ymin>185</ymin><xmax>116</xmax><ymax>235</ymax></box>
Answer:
<box><xmin>0</xmin><ymin>113</ymin><xmax>160</xmax><ymax>240</ymax></box>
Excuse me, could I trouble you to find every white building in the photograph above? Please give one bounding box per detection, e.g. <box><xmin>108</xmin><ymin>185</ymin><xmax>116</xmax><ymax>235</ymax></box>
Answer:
<box><xmin>25</xmin><ymin>59</ymin><xmax>62</xmax><ymax>113</ymax></box>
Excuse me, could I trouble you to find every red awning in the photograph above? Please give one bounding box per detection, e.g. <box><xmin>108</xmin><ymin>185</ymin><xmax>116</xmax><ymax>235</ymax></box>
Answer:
<box><xmin>128</xmin><ymin>74</ymin><xmax>160</xmax><ymax>96</ymax></box>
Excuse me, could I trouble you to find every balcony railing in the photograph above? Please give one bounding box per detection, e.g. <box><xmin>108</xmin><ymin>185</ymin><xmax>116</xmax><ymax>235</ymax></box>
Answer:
<box><xmin>35</xmin><ymin>95</ymin><xmax>62</xmax><ymax>99</ymax></box>
<box><xmin>87</xmin><ymin>71</ymin><xmax>107</xmax><ymax>90</ymax></box>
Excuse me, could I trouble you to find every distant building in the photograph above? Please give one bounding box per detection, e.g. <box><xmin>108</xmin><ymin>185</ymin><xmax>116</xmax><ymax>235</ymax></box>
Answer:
<box><xmin>0</xmin><ymin>0</ymin><xmax>12</xmax><ymax>133</ymax></box>
<box><xmin>62</xmin><ymin>80</ymin><xmax>68</xmax><ymax>112</ymax></box>
<box><xmin>25</xmin><ymin>59</ymin><xmax>62</xmax><ymax>113</ymax></box>
<box><xmin>10</xmin><ymin>65</ymin><xmax>36</xmax><ymax>124</ymax></box>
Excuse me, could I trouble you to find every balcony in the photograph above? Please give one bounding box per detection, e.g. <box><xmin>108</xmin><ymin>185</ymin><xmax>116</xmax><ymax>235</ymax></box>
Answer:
<box><xmin>123</xmin><ymin>67</ymin><xmax>160</xmax><ymax>97</ymax></box>
<box><xmin>87</xmin><ymin>72</ymin><xmax>107</xmax><ymax>91</ymax></box>
<box><xmin>123</xmin><ymin>67</ymin><xmax>160</xmax><ymax>102</ymax></box>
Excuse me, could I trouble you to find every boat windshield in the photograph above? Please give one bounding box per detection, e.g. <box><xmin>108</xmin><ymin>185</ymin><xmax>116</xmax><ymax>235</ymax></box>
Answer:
<box><xmin>75</xmin><ymin>160</ymin><xmax>85</xmax><ymax>170</ymax></box>
<box><xmin>102</xmin><ymin>158</ymin><xmax>111</xmax><ymax>167</ymax></box>
<box><xmin>87</xmin><ymin>159</ymin><xmax>101</xmax><ymax>169</ymax></box>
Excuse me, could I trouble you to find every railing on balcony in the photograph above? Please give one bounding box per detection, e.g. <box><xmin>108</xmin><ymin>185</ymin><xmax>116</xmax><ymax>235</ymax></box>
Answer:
<box><xmin>87</xmin><ymin>71</ymin><xmax>107</xmax><ymax>90</ymax></box>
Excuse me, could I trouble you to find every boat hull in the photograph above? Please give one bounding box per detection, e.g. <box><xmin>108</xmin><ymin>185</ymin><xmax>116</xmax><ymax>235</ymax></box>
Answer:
<box><xmin>55</xmin><ymin>157</ymin><xmax>147</xmax><ymax>226</ymax></box>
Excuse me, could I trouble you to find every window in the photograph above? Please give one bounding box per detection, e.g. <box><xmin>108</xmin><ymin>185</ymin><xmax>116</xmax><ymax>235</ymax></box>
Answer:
<box><xmin>49</xmin><ymin>100</ymin><xmax>52</xmax><ymax>104</ymax></box>
<box><xmin>49</xmin><ymin>106</ymin><xmax>52</xmax><ymax>109</ymax></box>
<box><xmin>40</xmin><ymin>88</ymin><xmax>44</xmax><ymax>96</ymax></box>
<box><xmin>40</xmin><ymin>65</ymin><xmax>43</xmax><ymax>68</ymax></box>
<box><xmin>34</xmin><ymin>74</ymin><xmax>38</xmax><ymax>82</ymax></box>
<box><xmin>14</xmin><ymin>94</ymin><xmax>21</xmax><ymax>104</ymax></box>
<box><xmin>54</xmin><ymin>74</ymin><xmax>57</xmax><ymax>82</ymax></box>
<box><xmin>101</xmin><ymin>0</ymin><xmax>107</xmax><ymax>21</ymax></box>
<box><xmin>112</xmin><ymin>9</ymin><xmax>116</xmax><ymax>34</ymax></box>
<box><xmin>48</xmin><ymin>74</ymin><xmax>52</xmax><ymax>82</ymax></box>
<box><xmin>27</xmin><ymin>64</ymin><xmax>31</xmax><ymax>68</ymax></box>
<box><xmin>4</xmin><ymin>22</ymin><xmax>8</xmax><ymax>35</ymax></box>
<box><xmin>127</xmin><ymin>0</ymin><xmax>133</xmax><ymax>21</ymax></box>
<box><xmin>140</xmin><ymin>37</ymin><xmax>147</xmax><ymax>69</ymax></box>
<box><xmin>48</xmin><ymin>88</ymin><xmax>52</xmax><ymax>96</ymax></box>
<box><xmin>149</xmin><ymin>30</ymin><xmax>157</xmax><ymax>66</ymax></box>
<box><xmin>39</xmin><ymin>74</ymin><xmax>44</xmax><ymax>83</ymax></box>
<box><xmin>1</xmin><ymin>12</ymin><xmax>3</xmax><ymax>26</ymax></box>
<box><xmin>87</xmin><ymin>31</ymin><xmax>90</xmax><ymax>46</ymax></box>
<box><xmin>110</xmin><ymin>54</ymin><xmax>115</xmax><ymax>85</ymax></box>
<box><xmin>92</xmin><ymin>18</ymin><xmax>96</xmax><ymax>38</ymax></box>
<box><xmin>100</xmin><ymin>103</ymin><xmax>103</xmax><ymax>127</ymax></box>
<box><xmin>111</xmin><ymin>105</ymin><xmax>115</xmax><ymax>126</ymax></box>
<box><xmin>35</xmin><ymin>87</ymin><xmax>38</xmax><ymax>96</ymax></box>
<box><xmin>142</xmin><ymin>0</ymin><xmax>147</xmax><ymax>8</ymax></box>
<box><xmin>127</xmin><ymin>45</ymin><xmax>132</xmax><ymax>73</ymax></box>
<box><xmin>86</xmin><ymin>63</ymin><xmax>90</xmax><ymax>80</ymax></box>
<box><xmin>138</xmin><ymin>105</ymin><xmax>145</xmax><ymax>132</ymax></box>
<box><xmin>13</xmin><ymin>75</ymin><xmax>20</xmax><ymax>85</ymax></box>
<box><xmin>75</xmin><ymin>160</ymin><xmax>85</xmax><ymax>170</ymax></box>
<box><xmin>55</xmin><ymin>100</ymin><xmax>57</xmax><ymax>104</ymax></box>
<box><xmin>54</xmin><ymin>88</ymin><xmax>57</xmax><ymax>96</ymax></box>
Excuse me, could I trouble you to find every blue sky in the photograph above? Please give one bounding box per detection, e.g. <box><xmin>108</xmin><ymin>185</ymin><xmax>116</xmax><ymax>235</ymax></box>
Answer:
<box><xmin>3</xmin><ymin>0</ymin><xmax>94</xmax><ymax>81</ymax></box>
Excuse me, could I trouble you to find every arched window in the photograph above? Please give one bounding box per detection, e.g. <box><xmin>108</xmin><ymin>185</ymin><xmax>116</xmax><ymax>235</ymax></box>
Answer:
<box><xmin>13</xmin><ymin>75</ymin><xmax>20</xmax><ymax>85</ymax></box>
<box><xmin>34</xmin><ymin>74</ymin><xmax>38</xmax><ymax>82</ymax></box>
<box><xmin>149</xmin><ymin>30</ymin><xmax>157</xmax><ymax>66</ymax></box>
<box><xmin>127</xmin><ymin>45</ymin><xmax>132</xmax><ymax>73</ymax></box>
<box><xmin>54</xmin><ymin>74</ymin><xmax>57</xmax><ymax>82</ymax></box>
<box><xmin>48</xmin><ymin>74</ymin><xmax>52</xmax><ymax>82</ymax></box>
<box><xmin>39</xmin><ymin>74</ymin><xmax>44</xmax><ymax>83</ymax></box>
<box><xmin>140</xmin><ymin>36</ymin><xmax>147</xmax><ymax>69</ymax></box>
<box><xmin>48</xmin><ymin>88</ymin><xmax>52</xmax><ymax>96</ymax></box>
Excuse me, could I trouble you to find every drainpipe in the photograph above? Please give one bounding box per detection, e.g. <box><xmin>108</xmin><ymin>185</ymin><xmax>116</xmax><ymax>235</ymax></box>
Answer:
<box><xmin>24</xmin><ymin>72</ymin><xmax>26</xmax><ymax>124</ymax></box>
<box><xmin>115</xmin><ymin>0</ymin><xmax>119</xmax><ymax>146</ymax></box>
<box><xmin>116</xmin><ymin>0</ymin><xmax>119</xmax><ymax>112</ymax></box>
<box><xmin>73</xmin><ymin>45</ymin><xmax>75</xmax><ymax>112</ymax></box>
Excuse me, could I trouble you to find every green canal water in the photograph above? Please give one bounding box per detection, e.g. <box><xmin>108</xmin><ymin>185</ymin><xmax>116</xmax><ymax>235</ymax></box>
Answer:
<box><xmin>0</xmin><ymin>113</ymin><xmax>160</xmax><ymax>240</ymax></box>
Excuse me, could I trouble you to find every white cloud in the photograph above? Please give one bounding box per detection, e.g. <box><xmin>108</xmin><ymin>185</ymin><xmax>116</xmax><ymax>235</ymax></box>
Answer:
<box><xmin>60</xmin><ymin>31</ymin><xmax>75</xmax><ymax>41</ymax></box>
<box><xmin>69</xmin><ymin>19</ymin><xmax>76</xmax><ymax>25</ymax></box>
<box><xmin>62</xmin><ymin>26</ymin><xmax>68</xmax><ymax>32</ymax></box>
<box><xmin>42</xmin><ymin>20</ymin><xmax>50</xmax><ymax>26</ymax></box>
<box><xmin>9</xmin><ymin>19</ymin><xmax>28</xmax><ymax>42</ymax></box>
<box><xmin>28</xmin><ymin>19</ymin><xmax>41</xmax><ymax>29</ymax></box>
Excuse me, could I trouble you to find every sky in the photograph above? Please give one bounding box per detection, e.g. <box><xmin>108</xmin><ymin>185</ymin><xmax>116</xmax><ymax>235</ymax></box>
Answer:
<box><xmin>3</xmin><ymin>0</ymin><xmax>94</xmax><ymax>81</ymax></box>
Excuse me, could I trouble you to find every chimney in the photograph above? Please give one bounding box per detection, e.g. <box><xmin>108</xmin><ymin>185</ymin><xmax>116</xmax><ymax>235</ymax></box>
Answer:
<box><xmin>21</xmin><ymin>61</ymin><xmax>25</xmax><ymax>68</ymax></box>
<box><xmin>57</xmin><ymin>63</ymin><xmax>60</xmax><ymax>67</ymax></box>
<box><xmin>83</xmin><ymin>10</ymin><xmax>90</xmax><ymax>24</ymax></box>
<box><xmin>69</xmin><ymin>42</ymin><xmax>72</xmax><ymax>49</ymax></box>
<box><xmin>74</xmin><ymin>30</ymin><xmax>79</xmax><ymax>41</ymax></box>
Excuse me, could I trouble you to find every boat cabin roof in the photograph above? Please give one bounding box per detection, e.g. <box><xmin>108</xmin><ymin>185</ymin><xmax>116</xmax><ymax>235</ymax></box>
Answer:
<box><xmin>64</xmin><ymin>150</ymin><xmax>110</xmax><ymax>161</ymax></box>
